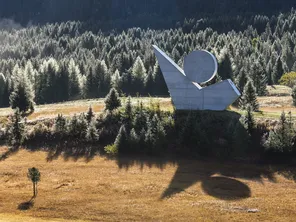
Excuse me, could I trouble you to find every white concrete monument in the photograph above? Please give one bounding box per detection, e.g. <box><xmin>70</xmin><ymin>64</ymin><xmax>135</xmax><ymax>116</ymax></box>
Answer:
<box><xmin>153</xmin><ymin>45</ymin><xmax>241</xmax><ymax>111</ymax></box>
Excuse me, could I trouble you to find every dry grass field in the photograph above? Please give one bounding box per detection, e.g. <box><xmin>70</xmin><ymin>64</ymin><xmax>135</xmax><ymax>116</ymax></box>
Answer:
<box><xmin>0</xmin><ymin>97</ymin><xmax>173</xmax><ymax>124</ymax></box>
<box><xmin>0</xmin><ymin>85</ymin><xmax>294</xmax><ymax>124</ymax></box>
<box><xmin>0</xmin><ymin>147</ymin><xmax>296</xmax><ymax>221</ymax></box>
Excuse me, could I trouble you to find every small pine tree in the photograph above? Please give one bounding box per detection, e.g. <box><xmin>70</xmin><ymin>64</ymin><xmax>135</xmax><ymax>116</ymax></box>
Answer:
<box><xmin>129</xmin><ymin>128</ymin><xmax>140</xmax><ymax>151</ymax></box>
<box><xmin>132</xmin><ymin>56</ymin><xmax>146</xmax><ymax>93</ymax></box>
<box><xmin>10</xmin><ymin>68</ymin><xmax>35</xmax><ymax>113</ymax></box>
<box><xmin>27</xmin><ymin>167</ymin><xmax>40</xmax><ymax>197</ymax></box>
<box><xmin>86</xmin><ymin>120</ymin><xmax>99</xmax><ymax>142</ymax></box>
<box><xmin>235</xmin><ymin>68</ymin><xmax>248</xmax><ymax>92</ymax></box>
<box><xmin>111</xmin><ymin>69</ymin><xmax>121</xmax><ymax>91</ymax></box>
<box><xmin>114</xmin><ymin>125</ymin><xmax>129</xmax><ymax>154</ymax></box>
<box><xmin>242</xmin><ymin>105</ymin><xmax>256</xmax><ymax>136</ymax></box>
<box><xmin>68</xmin><ymin>59</ymin><xmax>81</xmax><ymax>98</ymax></box>
<box><xmin>218</xmin><ymin>52</ymin><xmax>233</xmax><ymax>80</ymax></box>
<box><xmin>0</xmin><ymin>73</ymin><xmax>5</xmax><ymax>107</ymax></box>
<box><xmin>123</xmin><ymin>96</ymin><xmax>133</xmax><ymax>131</ymax></box>
<box><xmin>7</xmin><ymin>109</ymin><xmax>25</xmax><ymax>146</ymax></box>
<box><xmin>54</xmin><ymin>114</ymin><xmax>67</xmax><ymax>133</ymax></box>
<box><xmin>145</xmin><ymin>114</ymin><xmax>166</xmax><ymax>154</ymax></box>
<box><xmin>134</xmin><ymin>111</ymin><xmax>148</xmax><ymax>133</ymax></box>
<box><xmin>264</xmin><ymin>111</ymin><xmax>295</xmax><ymax>153</ymax></box>
<box><xmin>293</xmin><ymin>86</ymin><xmax>296</xmax><ymax>107</ymax></box>
<box><xmin>257</xmin><ymin>67</ymin><xmax>268</xmax><ymax>96</ymax></box>
<box><xmin>86</xmin><ymin>106</ymin><xmax>95</xmax><ymax>123</ymax></box>
<box><xmin>104</xmin><ymin>88</ymin><xmax>121</xmax><ymax>112</ymax></box>
<box><xmin>240</xmin><ymin>80</ymin><xmax>259</xmax><ymax>111</ymax></box>
<box><xmin>68</xmin><ymin>114</ymin><xmax>80</xmax><ymax>138</ymax></box>
<box><xmin>77</xmin><ymin>114</ymin><xmax>88</xmax><ymax>138</ymax></box>
<box><xmin>132</xmin><ymin>56</ymin><xmax>146</xmax><ymax>79</ymax></box>
<box><xmin>85</xmin><ymin>66</ymin><xmax>96</xmax><ymax>98</ymax></box>
<box><xmin>272</xmin><ymin>57</ymin><xmax>284</xmax><ymax>84</ymax></box>
<box><xmin>124</xmin><ymin>96</ymin><xmax>132</xmax><ymax>118</ymax></box>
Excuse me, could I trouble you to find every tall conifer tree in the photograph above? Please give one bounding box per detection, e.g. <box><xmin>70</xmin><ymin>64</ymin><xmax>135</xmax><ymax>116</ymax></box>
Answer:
<box><xmin>240</xmin><ymin>80</ymin><xmax>259</xmax><ymax>111</ymax></box>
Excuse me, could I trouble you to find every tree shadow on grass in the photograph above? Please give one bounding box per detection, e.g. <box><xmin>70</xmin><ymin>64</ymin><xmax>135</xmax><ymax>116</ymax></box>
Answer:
<box><xmin>18</xmin><ymin>197</ymin><xmax>35</xmax><ymax>211</ymax></box>
<box><xmin>25</xmin><ymin>143</ymin><xmax>100</xmax><ymax>163</ymax></box>
<box><xmin>45</xmin><ymin>144</ymin><xmax>100</xmax><ymax>163</ymax></box>
<box><xmin>0</xmin><ymin>146</ymin><xmax>19</xmax><ymax>161</ymax></box>
<box><xmin>114</xmin><ymin>155</ymin><xmax>178</xmax><ymax>171</ymax></box>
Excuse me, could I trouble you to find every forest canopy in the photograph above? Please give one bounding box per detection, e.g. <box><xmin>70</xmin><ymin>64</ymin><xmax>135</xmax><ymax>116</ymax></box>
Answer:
<box><xmin>0</xmin><ymin>0</ymin><xmax>295</xmax><ymax>30</ymax></box>
<box><xmin>0</xmin><ymin>2</ymin><xmax>296</xmax><ymax>109</ymax></box>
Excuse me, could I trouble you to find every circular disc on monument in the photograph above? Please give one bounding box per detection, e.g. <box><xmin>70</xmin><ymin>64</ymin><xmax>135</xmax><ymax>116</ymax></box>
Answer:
<box><xmin>184</xmin><ymin>50</ymin><xmax>218</xmax><ymax>84</ymax></box>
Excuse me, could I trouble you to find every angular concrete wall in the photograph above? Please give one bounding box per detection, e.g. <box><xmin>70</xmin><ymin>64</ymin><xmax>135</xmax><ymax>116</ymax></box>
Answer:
<box><xmin>153</xmin><ymin>45</ymin><xmax>241</xmax><ymax>111</ymax></box>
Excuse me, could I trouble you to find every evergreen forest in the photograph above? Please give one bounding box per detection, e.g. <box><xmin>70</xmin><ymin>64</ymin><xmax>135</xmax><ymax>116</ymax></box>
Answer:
<box><xmin>1</xmin><ymin>1</ymin><xmax>296</xmax><ymax>159</ymax></box>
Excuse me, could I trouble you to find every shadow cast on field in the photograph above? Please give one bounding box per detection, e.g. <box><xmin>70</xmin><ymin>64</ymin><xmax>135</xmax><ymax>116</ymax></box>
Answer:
<box><xmin>0</xmin><ymin>146</ymin><xmax>19</xmax><ymax>162</ymax></box>
<box><xmin>24</xmin><ymin>143</ymin><xmax>100</xmax><ymax>163</ymax></box>
<box><xmin>115</xmin><ymin>155</ymin><xmax>178</xmax><ymax>171</ymax></box>
<box><xmin>201</xmin><ymin>177</ymin><xmax>251</xmax><ymax>200</ymax></box>
<box><xmin>114</xmin><ymin>156</ymin><xmax>284</xmax><ymax>200</ymax></box>
<box><xmin>45</xmin><ymin>145</ymin><xmax>99</xmax><ymax>162</ymax></box>
<box><xmin>18</xmin><ymin>197</ymin><xmax>35</xmax><ymax>211</ymax></box>
<box><xmin>2</xmin><ymin>144</ymin><xmax>296</xmax><ymax>201</ymax></box>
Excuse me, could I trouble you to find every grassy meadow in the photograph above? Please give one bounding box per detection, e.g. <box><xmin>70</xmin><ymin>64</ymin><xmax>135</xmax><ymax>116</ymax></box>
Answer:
<box><xmin>0</xmin><ymin>85</ymin><xmax>294</xmax><ymax>124</ymax></box>
<box><xmin>0</xmin><ymin>148</ymin><xmax>296</xmax><ymax>221</ymax></box>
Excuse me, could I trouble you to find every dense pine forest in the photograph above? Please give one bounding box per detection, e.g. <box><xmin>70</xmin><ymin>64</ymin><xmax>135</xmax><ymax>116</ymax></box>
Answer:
<box><xmin>0</xmin><ymin>0</ymin><xmax>295</xmax><ymax>29</ymax></box>
<box><xmin>1</xmin><ymin>6</ymin><xmax>296</xmax><ymax>108</ymax></box>
<box><xmin>1</xmin><ymin>1</ymin><xmax>296</xmax><ymax>158</ymax></box>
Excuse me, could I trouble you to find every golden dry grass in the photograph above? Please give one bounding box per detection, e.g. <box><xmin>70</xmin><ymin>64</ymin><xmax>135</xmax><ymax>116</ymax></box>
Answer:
<box><xmin>266</xmin><ymin>85</ymin><xmax>292</xmax><ymax>96</ymax></box>
<box><xmin>0</xmin><ymin>92</ymin><xmax>295</xmax><ymax>122</ymax></box>
<box><xmin>0</xmin><ymin>84</ymin><xmax>293</xmax><ymax>122</ymax></box>
<box><xmin>257</xmin><ymin>96</ymin><xmax>293</xmax><ymax>109</ymax></box>
<box><xmin>0</xmin><ymin>148</ymin><xmax>296</xmax><ymax>221</ymax></box>
<box><xmin>0</xmin><ymin>97</ymin><xmax>173</xmax><ymax>123</ymax></box>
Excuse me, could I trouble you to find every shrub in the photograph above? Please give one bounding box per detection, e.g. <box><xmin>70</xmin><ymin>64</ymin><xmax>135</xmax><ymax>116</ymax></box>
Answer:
<box><xmin>279</xmin><ymin>72</ymin><xmax>296</xmax><ymax>87</ymax></box>
<box><xmin>104</xmin><ymin>144</ymin><xmax>118</xmax><ymax>155</ymax></box>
